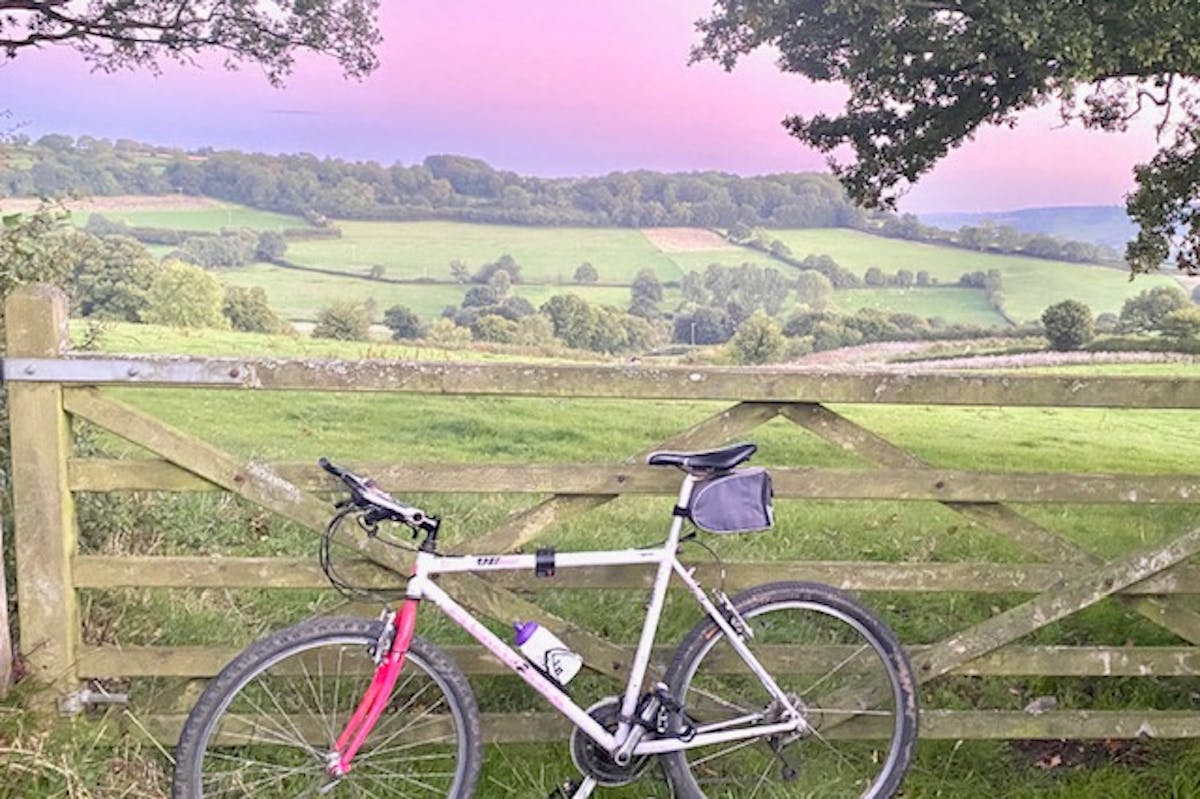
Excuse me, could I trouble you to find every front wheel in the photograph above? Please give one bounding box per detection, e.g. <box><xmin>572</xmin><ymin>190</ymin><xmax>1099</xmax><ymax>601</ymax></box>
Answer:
<box><xmin>172</xmin><ymin>616</ymin><xmax>482</xmax><ymax>798</ymax></box>
<box><xmin>661</xmin><ymin>582</ymin><xmax>918</xmax><ymax>799</ymax></box>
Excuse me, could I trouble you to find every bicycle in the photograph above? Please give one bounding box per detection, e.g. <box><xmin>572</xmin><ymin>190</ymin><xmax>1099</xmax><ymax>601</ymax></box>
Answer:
<box><xmin>172</xmin><ymin>442</ymin><xmax>918</xmax><ymax>798</ymax></box>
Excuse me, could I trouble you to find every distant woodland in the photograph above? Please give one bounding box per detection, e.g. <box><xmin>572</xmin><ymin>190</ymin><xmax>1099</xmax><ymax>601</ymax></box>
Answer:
<box><xmin>0</xmin><ymin>135</ymin><xmax>1119</xmax><ymax>264</ymax></box>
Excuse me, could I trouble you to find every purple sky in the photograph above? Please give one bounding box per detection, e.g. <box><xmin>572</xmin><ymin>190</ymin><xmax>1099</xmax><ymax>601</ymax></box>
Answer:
<box><xmin>0</xmin><ymin>1</ymin><xmax>1163</xmax><ymax>213</ymax></box>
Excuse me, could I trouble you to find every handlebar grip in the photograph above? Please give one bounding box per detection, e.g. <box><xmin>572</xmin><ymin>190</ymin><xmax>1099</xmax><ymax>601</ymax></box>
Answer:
<box><xmin>318</xmin><ymin>457</ymin><xmax>345</xmax><ymax>477</ymax></box>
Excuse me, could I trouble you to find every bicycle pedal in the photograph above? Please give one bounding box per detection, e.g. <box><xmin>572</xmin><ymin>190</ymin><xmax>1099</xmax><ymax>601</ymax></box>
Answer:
<box><xmin>548</xmin><ymin>780</ymin><xmax>579</xmax><ymax>798</ymax></box>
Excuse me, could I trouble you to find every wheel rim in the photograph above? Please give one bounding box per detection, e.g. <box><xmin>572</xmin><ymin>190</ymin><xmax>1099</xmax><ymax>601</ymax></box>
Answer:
<box><xmin>191</xmin><ymin>633</ymin><xmax>469</xmax><ymax>797</ymax></box>
<box><xmin>674</xmin><ymin>599</ymin><xmax>910</xmax><ymax>799</ymax></box>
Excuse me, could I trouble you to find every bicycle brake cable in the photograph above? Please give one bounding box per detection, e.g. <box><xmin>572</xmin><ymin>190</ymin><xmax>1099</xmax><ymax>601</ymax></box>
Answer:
<box><xmin>681</xmin><ymin>531</ymin><xmax>727</xmax><ymax>595</ymax></box>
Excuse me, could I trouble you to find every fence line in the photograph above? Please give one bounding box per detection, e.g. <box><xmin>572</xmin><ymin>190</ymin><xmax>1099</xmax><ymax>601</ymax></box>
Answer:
<box><xmin>6</xmin><ymin>283</ymin><xmax>1200</xmax><ymax>741</ymax></box>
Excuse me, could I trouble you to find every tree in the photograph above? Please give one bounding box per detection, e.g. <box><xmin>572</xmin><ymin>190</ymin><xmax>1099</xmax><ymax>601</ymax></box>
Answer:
<box><xmin>693</xmin><ymin>1</ymin><xmax>1200</xmax><ymax>272</ymax></box>
<box><xmin>0</xmin><ymin>203</ymin><xmax>74</xmax><ymax>325</ymax></box>
<box><xmin>1041</xmin><ymin>300</ymin><xmax>1094</xmax><ymax>351</ymax></box>
<box><xmin>514</xmin><ymin>313</ymin><xmax>555</xmax><ymax>347</ymax></box>
<box><xmin>863</xmin><ymin>267</ymin><xmax>886</xmax><ymax>287</ymax></box>
<box><xmin>541</xmin><ymin>294</ymin><xmax>596</xmax><ymax>350</ymax></box>
<box><xmin>793</xmin><ymin>270</ymin><xmax>832</xmax><ymax>310</ymax></box>
<box><xmin>223</xmin><ymin>286</ymin><xmax>283</xmax><ymax>333</ymax></box>
<box><xmin>383</xmin><ymin>305</ymin><xmax>424</xmax><ymax>340</ymax></box>
<box><xmin>574</xmin><ymin>262</ymin><xmax>599</xmax><ymax>283</ymax></box>
<box><xmin>425</xmin><ymin>317</ymin><xmax>472</xmax><ymax>346</ymax></box>
<box><xmin>256</xmin><ymin>231</ymin><xmax>287</xmax><ymax>261</ymax></box>
<box><xmin>673</xmin><ymin>305</ymin><xmax>732</xmax><ymax>345</ymax></box>
<box><xmin>449</xmin><ymin>259</ymin><xmax>470</xmax><ymax>283</ymax></box>
<box><xmin>728</xmin><ymin>311</ymin><xmax>786</xmax><ymax>364</ymax></box>
<box><xmin>312</xmin><ymin>301</ymin><xmax>371</xmax><ymax>341</ymax></box>
<box><xmin>143</xmin><ymin>261</ymin><xmax>227</xmax><ymax>328</ymax></box>
<box><xmin>0</xmin><ymin>1</ymin><xmax>382</xmax><ymax>86</ymax></box>
<box><xmin>472</xmin><ymin>313</ymin><xmax>518</xmax><ymax>343</ymax></box>
<box><xmin>1119</xmin><ymin>286</ymin><xmax>1189</xmax><ymax>333</ymax></box>
<box><xmin>1161</xmin><ymin>307</ymin><xmax>1200</xmax><ymax>340</ymax></box>
<box><xmin>66</xmin><ymin>232</ymin><xmax>159</xmax><ymax>321</ymax></box>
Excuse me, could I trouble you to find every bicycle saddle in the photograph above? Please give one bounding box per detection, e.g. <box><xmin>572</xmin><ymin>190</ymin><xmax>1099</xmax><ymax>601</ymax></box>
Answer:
<box><xmin>646</xmin><ymin>442</ymin><xmax>757</xmax><ymax>471</ymax></box>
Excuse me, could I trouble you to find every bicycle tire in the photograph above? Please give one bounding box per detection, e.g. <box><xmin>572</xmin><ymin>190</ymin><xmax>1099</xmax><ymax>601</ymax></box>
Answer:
<box><xmin>172</xmin><ymin>615</ymin><xmax>482</xmax><ymax>798</ymax></box>
<box><xmin>661</xmin><ymin>581</ymin><xmax>918</xmax><ymax>799</ymax></box>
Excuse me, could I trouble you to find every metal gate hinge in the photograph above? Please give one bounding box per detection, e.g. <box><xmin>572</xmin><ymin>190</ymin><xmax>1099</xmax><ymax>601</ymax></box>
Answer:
<box><xmin>59</xmin><ymin>687</ymin><xmax>130</xmax><ymax>715</ymax></box>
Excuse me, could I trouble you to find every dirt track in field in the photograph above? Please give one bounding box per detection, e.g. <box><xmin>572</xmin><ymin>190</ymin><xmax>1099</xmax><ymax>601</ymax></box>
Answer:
<box><xmin>640</xmin><ymin>227</ymin><xmax>739</xmax><ymax>252</ymax></box>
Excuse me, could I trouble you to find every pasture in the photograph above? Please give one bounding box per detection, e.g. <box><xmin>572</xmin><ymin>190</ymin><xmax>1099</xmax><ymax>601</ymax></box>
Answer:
<box><xmin>767</xmin><ymin>228</ymin><xmax>1179</xmax><ymax>322</ymax></box>
<box><xmin>219</xmin><ymin>263</ymin><xmax>678</xmax><ymax>320</ymax></box>
<box><xmin>8</xmin><ymin>308</ymin><xmax>1199</xmax><ymax>798</ymax></box>
<box><xmin>284</xmin><ymin>221</ymin><xmax>684</xmax><ymax>283</ymax></box>
<box><xmin>44</xmin><ymin>195</ymin><xmax>307</xmax><ymax>232</ymax></box>
<box><xmin>833</xmin><ymin>286</ymin><xmax>1009</xmax><ymax>326</ymax></box>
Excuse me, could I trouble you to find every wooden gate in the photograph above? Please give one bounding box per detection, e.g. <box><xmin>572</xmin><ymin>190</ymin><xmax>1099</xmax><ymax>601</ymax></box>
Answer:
<box><xmin>7</xmin><ymin>283</ymin><xmax>1200</xmax><ymax>741</ymax></box>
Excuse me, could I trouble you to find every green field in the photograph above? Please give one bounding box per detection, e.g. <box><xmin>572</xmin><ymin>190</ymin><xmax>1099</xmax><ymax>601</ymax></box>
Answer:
<box><xmin>220</xmin><ymin>262</ymin><xmax>676</xmax><ymax>320</ymax></box>
<box><xmin>834</xmin><ymin>286</ymin><xmax>1009</xmax><ymax>326</ymax></box>
<box><xmin>767</xmin><ymin>228</ymin><xmax>1179</xmax><ymax>322</ymax></box>
<box><xmin>662</xmin><ymin>248</ymin><xmax>780</xmax><ymax>273</ymax></box>
<box><xmin>285</xmin><ymin>221</ymin><xmax>683</xmax><ymax>283</ymax></box>
<box><xmin>80</xmin><ymin>320</ymin><xmax>566</xmax><ymax>361</ymax></box>
<box><xmin>67</xmin><ymin>203</ymin><xmax>306</xmax><ymax>232</ymax></box>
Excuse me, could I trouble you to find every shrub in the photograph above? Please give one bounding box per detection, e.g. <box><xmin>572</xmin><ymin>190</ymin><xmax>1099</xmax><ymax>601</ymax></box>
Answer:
<box><xmin>382</xmin><ymin>304</ymin><xmax>424</xmax><ymax>340</ymax></box>
<box><xmin>312</xmin><ymin>301</ymin><xmax>371</xmax><ymax>341</ymax></box>
<box><xmin>728</xmin><ymin>310</ymin><xmax>786</xmax><ymax>364</ymax></box>
<box><xmin>1160</xmin><ymin>307</ymin><xmax>1200</xmax><ymax>340</ymax></box>
<box><xmin>1041</xmin><ymin>299</ymin><xmax>1095</xmax><ymax>350</ymax></box>
<box><xmin>1119</xmin><ymin>286</ymin><xmax>1189</xmax><ymax>333</ymax></box>
<box><xmin>223</xmin><ymin>286</ymin><xmax>283</xmax><ymax>333</ymax></box>
<box><xmin>142</xmin><ymin>261</ymin><xmax>227</xmax><ymax>328</ymax></box>
<box><xmin>573</xmin><ymin>262</ymin><xmax>598</xmax><ymax>283</ymax></box>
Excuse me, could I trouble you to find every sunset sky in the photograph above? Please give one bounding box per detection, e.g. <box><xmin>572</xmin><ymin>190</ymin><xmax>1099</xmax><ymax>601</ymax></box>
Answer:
<box><xmin>0</xmin><ymin>0</ymin><xmax>1164</xmax><ymax>213</ymax></box>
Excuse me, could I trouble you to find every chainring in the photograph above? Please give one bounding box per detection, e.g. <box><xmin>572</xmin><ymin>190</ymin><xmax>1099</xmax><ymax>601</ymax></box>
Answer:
<box><xmin>569</xmin><ymin>698</ymin><xmax>652</xmax><ymax>787</ymax></box>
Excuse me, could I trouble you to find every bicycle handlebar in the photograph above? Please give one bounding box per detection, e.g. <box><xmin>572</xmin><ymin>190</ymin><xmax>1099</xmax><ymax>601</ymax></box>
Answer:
<box><xmin>318</xmin><ymin>458</ymin><xmax>438</xmax><ymax>533</ymax></box>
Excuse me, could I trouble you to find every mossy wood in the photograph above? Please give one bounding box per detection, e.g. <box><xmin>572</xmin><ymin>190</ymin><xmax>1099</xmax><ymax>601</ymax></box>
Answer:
<box><xmin>7</xmin><ymin>283</ymin><xmax>1200</xmax><ymax>742</ymax></box>
<box><xmin>14</xmin><ymin>353</ymin><xmax>1200</xmax><ymax>406</ymax></box>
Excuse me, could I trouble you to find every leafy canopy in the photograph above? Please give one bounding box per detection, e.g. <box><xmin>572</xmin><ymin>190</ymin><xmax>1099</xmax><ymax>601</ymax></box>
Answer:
<box><xmin>0</xmin><ymin>0</ymin><xmax>382</xmax><ymax>85</ymax></box>
<box><xmin>694</xmin><ymin>1</ymin><xmax>1200</xmax><ymax>273</ymax></box>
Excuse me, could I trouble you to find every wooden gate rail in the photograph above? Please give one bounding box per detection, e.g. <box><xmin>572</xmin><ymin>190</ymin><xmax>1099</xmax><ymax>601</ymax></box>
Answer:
<box><xmin>8</xmin><ymin>284</ymin><xmax>1200</xmax><ymax>744</ymax></box>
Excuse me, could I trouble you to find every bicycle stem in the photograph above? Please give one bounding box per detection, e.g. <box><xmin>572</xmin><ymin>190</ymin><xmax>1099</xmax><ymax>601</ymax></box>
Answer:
<box><xmin>331</xmin><ymin>599</ymin><xmax>419</xmax><ymax>776</ymax></box>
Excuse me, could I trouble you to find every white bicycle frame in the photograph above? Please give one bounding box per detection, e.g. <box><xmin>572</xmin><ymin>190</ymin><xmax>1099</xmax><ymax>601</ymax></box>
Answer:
<box><xmin>403</xmin><ymin>473</ymin><xmax>804</xmax><ymax>792</ymax></box>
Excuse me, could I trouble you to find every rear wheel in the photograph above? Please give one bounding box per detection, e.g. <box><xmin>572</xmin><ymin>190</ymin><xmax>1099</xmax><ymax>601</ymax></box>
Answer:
<box><xmin>172</xmin><ymin>616</ymin><xmax>482</xmax><ymax>798</ymax></box>
<box><xmin>661</xmin><ymin>582</ymin><xmax>918</xmax><ymax>798</ymax></box>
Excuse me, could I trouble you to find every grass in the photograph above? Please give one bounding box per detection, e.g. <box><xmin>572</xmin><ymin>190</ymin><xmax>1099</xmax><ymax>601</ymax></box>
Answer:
<box><xmin>219</xmin><ymin>262</ymin><xmax>678</xmax><ymax>320</ymax></box>
<box><xmin>284</xmin><ymin>221</ymin><xmax>683</xmax><ymax>283</ymax></box>
<box><xmin>80</xmin><ymin>319</ymin><xmax>550</xmax><ymax>361</ymax></box>
<box><xmin>767</xmin><ymin>227</ymin><xmax>1180</xmax><ymax>322</ymax></box>
<box><xmin>67</xmin><ymin>203</ymin><xmax>305</xmax><ymax>232</ymax></box>
<box><xmin>833</xmin><ymin>286</ymin><xmax>1009</xmax><ymax>326</ymax></box>
<box><xmin>663</xmin><ymin>249</ymin><xmax>780</xmax><ymax>273</ymax></box>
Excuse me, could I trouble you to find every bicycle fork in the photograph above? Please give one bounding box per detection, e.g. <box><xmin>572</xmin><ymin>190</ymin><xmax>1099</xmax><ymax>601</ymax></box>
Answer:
<box><xmin>328</xmin><ymin>599</ymin><xmax>419</xmax><ymax>777</ymax></box>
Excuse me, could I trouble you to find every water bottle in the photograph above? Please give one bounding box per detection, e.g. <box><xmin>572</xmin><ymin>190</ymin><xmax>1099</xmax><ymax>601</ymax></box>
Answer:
<box><xmin>513</xmin><ymin>620</ymin><xmax>583</xmax><ymax>686</ymax></box>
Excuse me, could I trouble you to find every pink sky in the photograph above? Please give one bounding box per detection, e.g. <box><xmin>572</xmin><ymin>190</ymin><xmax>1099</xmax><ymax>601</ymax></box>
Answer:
<box><xmin>0</xmin><ymin>0</ymin><xmax>1163</xmax><ymax>213</ymax></box>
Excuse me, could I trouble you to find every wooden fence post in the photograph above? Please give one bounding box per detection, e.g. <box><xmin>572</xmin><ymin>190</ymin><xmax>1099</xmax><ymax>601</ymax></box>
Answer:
<box><xmin>0</xmin><ymin>489</ymin><xmax>11</xmax><ymax>694</ymax></box>
<box><xmin>5</xmin><ymin>284</ymin><xmax>78</xmax><ymax>705</ymax></box>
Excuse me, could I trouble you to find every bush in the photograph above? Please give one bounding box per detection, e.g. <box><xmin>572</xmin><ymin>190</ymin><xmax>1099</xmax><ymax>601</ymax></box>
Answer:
<box><xmin>312</xmin><ymin>301</ymin><xmax>371</xmax><ymax>341</ymax></box>
<box><xmin>143</xmin><ymin>261</ymin><xmax>228</xmax><ymax>328</ymax></box>
<box><xmin>573</xmin><ymin>262</ymin><xmax>598</xmax><ymax>283</ymax></box>
<box><xmin>1041</xmin><ymin>299</ymin><xmax>1095</xmax><ymax>351</ymax></box>
<box><xmin>1119</xmin><ymin>286</ymin><xmax>1189</xmax><ymax>333</ymax></box>
<box><xmin>1160</xmin><ymin>307</ymin><xmax>1200</xmax><ymax>340</ymax></box>
<box><xmin>728</xmin><ymin>310</ymin><xmax>786</xmax><ymax>364</ymax></box>
<box><xmin>382</xmin><ymin>304</ymin><xmax>424</xmax><ymax>340</ymax></box>
<box><xmin>223</xmin><ymin>286</ymin><xmax>283</xmax><ymax>333</ymax></box>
